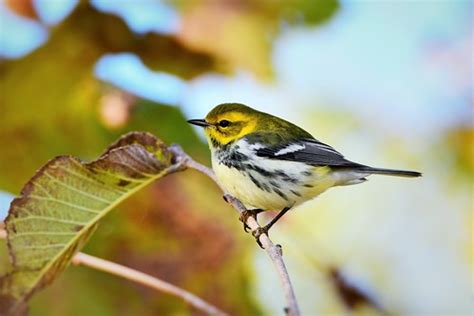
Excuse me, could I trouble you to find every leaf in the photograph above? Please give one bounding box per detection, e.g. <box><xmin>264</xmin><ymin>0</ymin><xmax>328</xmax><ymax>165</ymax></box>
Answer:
<box><xmin>0</xmin><ymin>132</ymin><xmax>180</xmax><ymax>315</ymax></box>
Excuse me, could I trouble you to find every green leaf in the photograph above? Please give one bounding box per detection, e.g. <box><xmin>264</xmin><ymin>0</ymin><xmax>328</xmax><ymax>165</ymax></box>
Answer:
<box><xmin>0</xmin><ymin>132</ymin><xmax>180</xmax><ymax>315</ymax></box>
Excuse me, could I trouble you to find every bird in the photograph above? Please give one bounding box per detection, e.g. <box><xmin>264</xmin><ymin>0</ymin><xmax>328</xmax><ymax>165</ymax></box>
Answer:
<box><xmin>187</xmin><ymin>103</ymin><xmax>421</xmax><ymax>246</ymax></box>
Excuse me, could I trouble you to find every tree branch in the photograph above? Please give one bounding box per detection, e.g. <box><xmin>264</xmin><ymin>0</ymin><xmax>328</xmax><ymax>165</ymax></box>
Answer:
<box><xmin>170</xmin><ymin>145</ymin><xmax>301</xmax><ymax>316</ymax></box>
<box><xmin>70</xmin><ymin>253</ymin><xmax>227</xmax><ymax>316</ymax></box>
<box><xmin>0</xmin><ymin>227</ymin><xmax>227</xmax><ymax>316</ymax></box>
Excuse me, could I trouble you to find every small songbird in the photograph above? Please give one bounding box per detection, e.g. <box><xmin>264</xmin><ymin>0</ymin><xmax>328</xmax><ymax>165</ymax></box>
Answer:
<box><xmin>188</xmin><ymin>103</ymin><xmax>421</xmax><ymax>246</ymax></box>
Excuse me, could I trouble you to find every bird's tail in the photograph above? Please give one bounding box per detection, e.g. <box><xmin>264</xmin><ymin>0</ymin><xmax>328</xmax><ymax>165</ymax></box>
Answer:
<box><xmin>358</xmin><ymin>166</ymin><xmax>422</xmax><ymax>178</ymax></box>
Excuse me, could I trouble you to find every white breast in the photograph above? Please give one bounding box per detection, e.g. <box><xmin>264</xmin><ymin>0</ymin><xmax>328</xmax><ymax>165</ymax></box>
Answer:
<box><xmin>211</xmin><ymin>139</ymin><xmax>337</xmax><ymax>210</ymax></box>
<box><xmin>212</xmin><ymin>155</ymin><xmax>291</xmax><ymax>210</ymax></box>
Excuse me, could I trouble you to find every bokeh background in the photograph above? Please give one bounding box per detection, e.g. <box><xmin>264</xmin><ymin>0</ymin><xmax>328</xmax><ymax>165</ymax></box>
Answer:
<box><xmin>0</xmin><ymin>0</ymin><xmax>472</xmax><ymax>315</ymax></box>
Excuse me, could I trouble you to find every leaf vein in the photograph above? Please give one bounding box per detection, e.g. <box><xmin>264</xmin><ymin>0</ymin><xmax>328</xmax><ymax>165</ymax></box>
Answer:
<box><xmin>16</xmin><ymin>243</ymin><xmax>67</xmax><ymax>250</ymax></box>
<box><xmin>33</xmin><ymin>182</ymin><xmax>54</xmax><ymax>198</ymax></box>
<box><xmin>43</xmin><ymin>171</ymin><xmax>113</xmax><ymax>204</ymax></box>
<box><xmin>97</xmin><ymin>169</ymin><xmax>144</xmax><ymax>183</ymax></box>
<box><xmin>123</xmin><ymin>150</ymin><xmax>157</xmax><ymax>174</ymax></box>
<box><xmin>113</xmin><ymin>156</ymin><xmax>153</xmax><ymax>178</ymax></box>
<box><xmin>9</xmin><ymin>215</ymin><xmax>87</xmax><ymax>226</ymax></box>
<box><xmin>10</xmin><ymin>231</ymin><xmax>77</xmax><ymax>239</ymax></box>
<box><xmin>57</xmin><ymin>166</ymin><xmax>127</xmax><ymax>195</ymax></box>
<box><xmin>27</xmin><ymin>195</ymin><xmax>101</xmax><ymax>214</ymax></box>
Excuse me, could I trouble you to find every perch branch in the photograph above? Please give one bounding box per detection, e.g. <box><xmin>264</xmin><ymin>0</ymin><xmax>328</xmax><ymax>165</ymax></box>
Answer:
<box><xmin>0</xmin><ymin>227</ymin><xmax>227</xmax><ymax>316</ymax></box>
<box><xmin>170</xmin><ymin>145</ymin><xmax>301</xmax><ymax>316</ymax></box>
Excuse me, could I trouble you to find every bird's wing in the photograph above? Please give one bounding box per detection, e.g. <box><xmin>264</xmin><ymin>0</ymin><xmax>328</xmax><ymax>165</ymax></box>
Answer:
<box><xmin>255</xmin><ymin>138</ymin><xmax>362</xmax><ymax>168</ymax></box>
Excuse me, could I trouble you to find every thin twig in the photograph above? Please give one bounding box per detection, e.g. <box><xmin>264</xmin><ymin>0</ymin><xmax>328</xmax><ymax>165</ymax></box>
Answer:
<box><xmin>71</xmin><ymin>253</ymin><xmax>227</xmax><ymax>316</ymax></box>
<box><xmin>0</xmin><ymin>227</ymin><xmax>227</xmax><ymax>316</ymax></box>
<box><xmin>170</xmin><ymin>145</ymin><xmax>301</xmax><ymax>316</ymax></box>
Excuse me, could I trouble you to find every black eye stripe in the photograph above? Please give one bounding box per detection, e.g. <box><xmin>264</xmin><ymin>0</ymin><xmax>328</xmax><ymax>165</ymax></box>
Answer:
<box><xmin>218</xmin><ymin>120</ymin><xmax>230</xmax><ymax>127</ymax></box>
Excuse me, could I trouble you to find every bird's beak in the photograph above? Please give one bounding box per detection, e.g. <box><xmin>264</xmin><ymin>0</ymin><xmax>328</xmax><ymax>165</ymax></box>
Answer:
<box><xmin>187</xmin><ymin>119</ymin><xmax>211</xmax><ymax>128</ymax></box>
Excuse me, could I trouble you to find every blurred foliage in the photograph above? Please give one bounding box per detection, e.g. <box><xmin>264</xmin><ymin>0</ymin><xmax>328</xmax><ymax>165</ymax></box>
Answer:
<box><xmin>0</xmin><ymin>1</ymin><xmax>213</xmax><ymax>193</ymax></box>
<box><xmin>4</xmin><ymin>0</ymin><xmax>38</xmax><ymax>20</ymax></box>
<box><xmin>0</xmin><ymin>0</ymin><xmax>351</xmax><ymax>315</ymax></box>
<box><xmin>174</xmin><ymin>0</ymin><xmax>338</xmax><ymax>78</ymax></box>
<box><xmin>444</xmin><ymin>127</ymin><xmax>474</xmax><ymax>180</ymax></box>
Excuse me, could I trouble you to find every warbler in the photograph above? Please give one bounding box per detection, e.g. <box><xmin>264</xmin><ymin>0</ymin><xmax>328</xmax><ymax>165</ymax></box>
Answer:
<box><xmin>188</xmin><ymin>103</ymin><xmax>421</xmax><ymax>245</ymax></box>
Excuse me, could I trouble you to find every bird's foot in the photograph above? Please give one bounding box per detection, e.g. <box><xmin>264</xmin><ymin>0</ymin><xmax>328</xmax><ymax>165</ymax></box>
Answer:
<box><xmin>251</xmin><ymin>226</ymin><xmax>269</xmax><ymax>249</ymax></box>
<box><xmin>250</xmin><ymin>206</ymin><xmax>292</xmax><ymax>249</ymax></box>
<box><xmin>239</xmin><ymin>209</ymin><xmax>264</xmax><ymax>232</ymax></box>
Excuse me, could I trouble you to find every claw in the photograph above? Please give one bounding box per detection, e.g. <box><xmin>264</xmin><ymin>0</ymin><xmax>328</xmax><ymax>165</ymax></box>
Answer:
<box><xmin>251</xmin><ymin>227</ymin><xmax>268</xmax><ymax>249</ymax></box>
<box><xmin>239</xmin><ymin>209</ymin><xmax>263</xmax><ymax>232</ymax></box>
<box><xmin>242</xmin><ymin>222</ymin><xmax>251</xmax><ymax>233</ymax></box>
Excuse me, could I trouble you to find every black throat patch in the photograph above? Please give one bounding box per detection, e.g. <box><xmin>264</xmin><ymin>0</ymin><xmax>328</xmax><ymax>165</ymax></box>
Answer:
<box><xmin>215</xmin><ymin>143</ymin><xmax>248</xmax><ymax>171</ymax></box>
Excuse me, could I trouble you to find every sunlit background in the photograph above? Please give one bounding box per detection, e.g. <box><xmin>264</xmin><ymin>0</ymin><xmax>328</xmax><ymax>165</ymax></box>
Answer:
<box><xmin>0</xmin><ymin>0</ymin><xmax>472</xmax><ymax>315</ymax></box>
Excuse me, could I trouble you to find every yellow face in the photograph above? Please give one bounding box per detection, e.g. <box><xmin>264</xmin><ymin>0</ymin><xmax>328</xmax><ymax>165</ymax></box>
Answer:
<box><xmin>204</xmin><ymin>111</ymin><xmax>257</xmax><ymax>146</ymax></box>
<box><xmin>188</xmin><ymin>103</ymin><xmax>262</xmax><ymax>147</ymax></box>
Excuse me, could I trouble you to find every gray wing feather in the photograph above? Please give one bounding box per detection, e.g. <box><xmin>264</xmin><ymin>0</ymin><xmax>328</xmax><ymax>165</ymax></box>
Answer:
<box><xmin>254</xmin><ymin>137</ymin><xmax>421</xmax><ymax>177</ymax></box>
<box><xmin>256</xmin><ymin>138</ymin><xmax>363</xmax><ymax>168</ymax></box>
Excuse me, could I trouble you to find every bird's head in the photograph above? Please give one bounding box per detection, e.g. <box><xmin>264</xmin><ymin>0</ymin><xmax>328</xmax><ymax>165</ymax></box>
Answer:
<box><xmin>187</xmin><ymin>103</ymin><xmax>261</xmax><ymax>147</ymax></box>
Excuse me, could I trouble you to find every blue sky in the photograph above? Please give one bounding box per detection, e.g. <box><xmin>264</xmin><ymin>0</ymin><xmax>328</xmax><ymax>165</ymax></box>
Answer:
<box><xmin>0</xmin><ymin>1</ymin><xmax>48</xmax><ymax>58</ymax></box>
<box><xmin>95</xmin><ymin>53</ymin><xmax>186</xmax><ymax>105</ymax></box>
<box><xmin>34</xmin><ymin>0</ymin><xmax>78</xmax><ymax>25</ymax></box>
<box><xmin>91</xmin><ymin>0</ymin><xmax>179</xmax><ymax>34</ymax></box>
<box><xmin>0</xmin><ymin>191</ymin><xmax>13</xmax><ymax>221</ymax></box>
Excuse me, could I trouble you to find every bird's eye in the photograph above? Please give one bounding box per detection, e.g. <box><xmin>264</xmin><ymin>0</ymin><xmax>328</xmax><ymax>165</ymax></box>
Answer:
<box><xmin>218</xmin><ymin>120</ymin><xmax>230</xmax><ymax>127</ymax></box>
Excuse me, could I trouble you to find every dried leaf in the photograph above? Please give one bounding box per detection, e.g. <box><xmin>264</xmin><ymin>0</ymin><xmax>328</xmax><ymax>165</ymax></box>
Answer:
<box><xmin>0</xmin><ymin>132</ymin><xmax>179</xmax><ymax>315</ymax></box>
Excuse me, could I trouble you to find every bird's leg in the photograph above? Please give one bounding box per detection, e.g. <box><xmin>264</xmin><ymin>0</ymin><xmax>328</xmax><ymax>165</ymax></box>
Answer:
<box><xmin>239</xmin><ymin>208</ymin><xmax>265</xmax><ymax>232</ymax></box>
<box><xmin>252</xmin><ymin>207</ymin><xmax>291</xmax><ymax>248</ymax></box>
